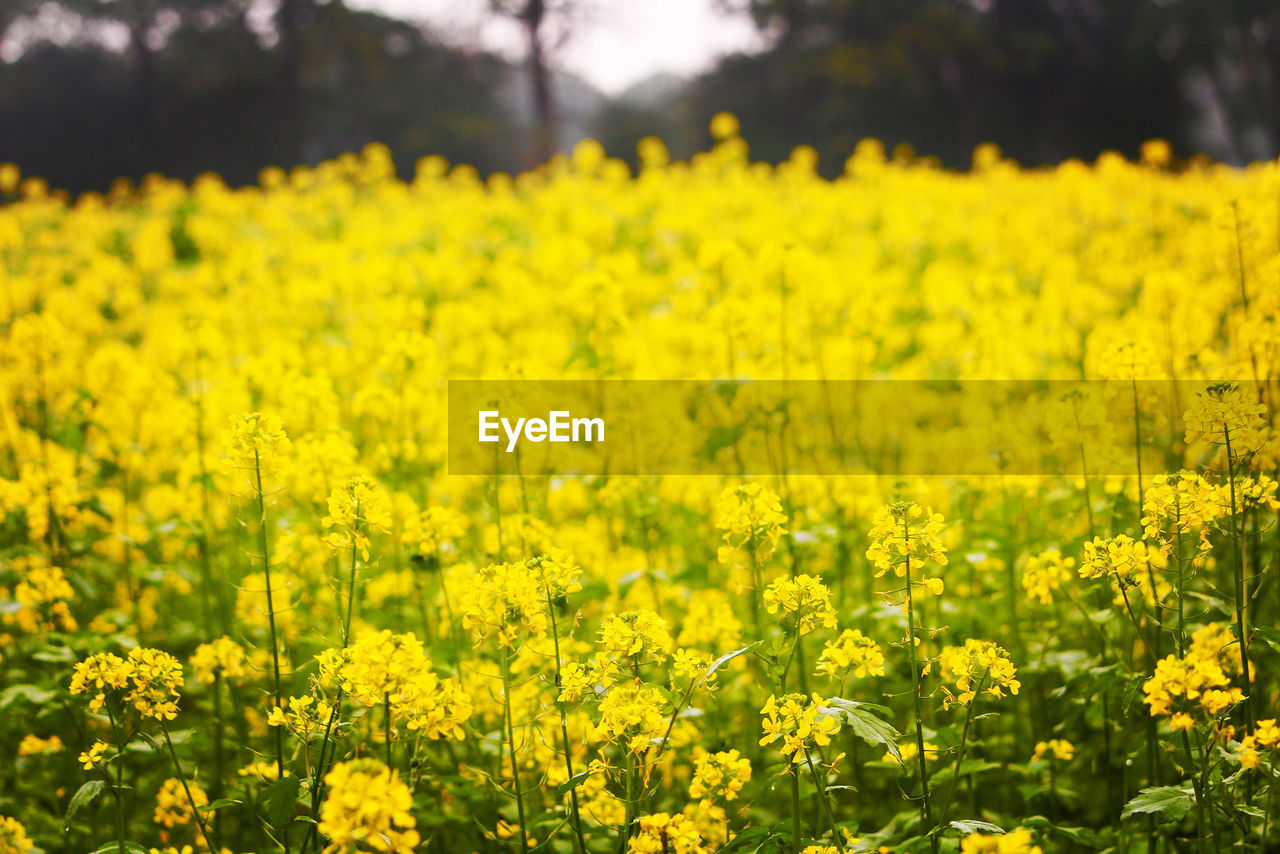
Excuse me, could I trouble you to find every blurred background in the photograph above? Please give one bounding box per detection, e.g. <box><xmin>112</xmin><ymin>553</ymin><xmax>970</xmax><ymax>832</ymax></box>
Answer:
<box><xmin>0</xmin><ymin>0</ymin><xmax>1277</xmax><ymax>192</ymax></box>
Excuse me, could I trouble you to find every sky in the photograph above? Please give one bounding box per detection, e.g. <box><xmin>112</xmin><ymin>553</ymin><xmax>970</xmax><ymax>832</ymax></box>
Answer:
<box><xmin>347</xmin><ymin>0</ymin><xmax>765</xmax><ymax>95</ymax></box>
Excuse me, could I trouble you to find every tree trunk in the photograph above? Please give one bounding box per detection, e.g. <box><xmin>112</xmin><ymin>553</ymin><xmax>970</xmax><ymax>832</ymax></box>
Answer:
<box><xmin>523</xmin><ymin>0</ymin><xmax>554</xmax><ymax>165</ymax></box>
<box><xmin>277</xmin><ymin>0</ymin><xmax>305</xmax><ymax>164</ymax></box>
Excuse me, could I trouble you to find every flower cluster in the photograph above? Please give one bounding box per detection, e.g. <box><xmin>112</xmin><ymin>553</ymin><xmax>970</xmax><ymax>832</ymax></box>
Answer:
<box><xmin>758</xmin><ymin>693</ymin><xmax>841</xmax><ymax>764</ymax></box>
<box><xmin>598</xmin><ymin>609</ymin><xmax>674</xmax><ymax>671</ymax></box>
<box><xmin>713</xmin><ymin>483</ymin><xmax>788</xmax><ymax>562</ymax></box>
<box><xmin>627</xmin><ymin>812</ymin><xmax>707</xmax><ymax>854</ymax></box>
<box><xmin>323</xmin><ymin>476</ymin><xmax>392</xmax><ymax>558</ymax></box>
<box><xmin>1184</xmin><ymin>382</ymin><xmax>1269</xmax><ymax>454</ymax></box>
<box><xmin>1031</xmin><ymin>739</ymin><xmax>1074</xmax><ymax>761</ymax></box>
<box><xmin>5</xmin><ymin>556</ymin><xmax>77</xmax><ymax>633</ymax></box>
<box><xmin>763</xmin><ymin>573</ymin><xmax>837</xmax><ymax>635</ymax></box>
<box><xmin>960</xmin><ymin>829</ymin><xmax>1043</xmax><ymax>854</ymax></box>
<box><xmin>317</xmin><ymin>630</ymin><xmax>471</xmax><ymax>740</ymax></box>
<box><xmin>222</xmin><ymin>412</ymin><xmax>291</xmax><ymax>475</ymax></box>
<box><xmin>70</xmin><ymin>648</ymin><xmax>184</xmax><ymax>720</ymax></box>
<box><xmin>1078</xmin><ymin>534</ymin><xmax>1163</xmax><ymax>588</ymax></box>
<box><xmin>1237</xmin><ymin>719</ymin><xmax>1280</xmax><ymax>769</ymax></box>
<box><xmin>318</xmin><ymin>759</ymin><xmax>420</xmax><ymax>854</ymax></box>
<box><xmin>865</xmin><ymin>501</ymin><xmax>948</xmax><ymax>581</ymax></box>
<box><xmin>190</xmin><ymin>637</ymin><xmax>247</xmax><ymax>684</ymax></box>
<box><xmin>688</xmin><ymin>749</ymin><xmax>752</xmax><ymax>805</ymax></box>
<box><xmin>1143</xmin><ymin>652</ymin><xmax>1244</xmax><ymax>729</ymax></box>
<box><xmin>1021</xmin><ymin>549</ymin><xmax>1074</xmax><ymax>606</ymax></box>
<box><xmin>817</xmin><ymin>629</ymin><xmax>886</xmax><ymax>680</ymax></box>
<box><xmin>0</xmin><ymin>816</ymin><xmax>35</xmax><ymax>854</ymax></box>
<box><xmin>937</xmin><ymin>640</ymin><xmax>1020</xmax><ymax>709</ymax></box>
<box><xmin>267</xmin><ymin>695</ymin><xmax>335</xmax><ymax>742</ymax></box>
<box><xmin>595</xmin><ymin>683</ymin><xmax>667</xmax><ymax>755</ymax></box>
<box><xmin>460</xmin><ymin>560</ymin><xmax>548</xmax><ymax>649</ymax></box>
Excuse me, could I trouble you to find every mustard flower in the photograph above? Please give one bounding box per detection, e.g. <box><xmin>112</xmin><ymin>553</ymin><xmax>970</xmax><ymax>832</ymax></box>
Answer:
<box><xmin>627</xmin><ymin>812</ymin><xmax>707</xmax><ymax>854</ymax></box>
<box><xmin>817</xmin><ymin>629</ymin><xmax>886</xmax><ymax>680</ymax></box>
<box><xmin>222</xmin><ymin>412</ymin><xmax>291</xmax><ymax>475</ymax></box>
<box><xmin>688</xmin><ymin>748</ymin><xmax>752</xmax><ymax>805</ymax></box>
<box><xmin>714</xmin><ymin>483</ymin><xmax>787</xmax><ymax>562</ymax></box>
<box><xmin>191</xmin><ymin>637</ymin><xmax>248</xmax><ymax>684</ymax></box>
<box><xmin>865</xmin><ymin>501</ymin><xmax>948</xmax><ymax>580</ymax></box>
<box><xmin>763</xmin><ymin>573</ymin><xmax>837</xmax><ymax>635</ymax></box>
<box><xmin>960</xmin><ymin>828</ymin><xmax>1043</xmax><ymax>854</ymax></box>
<box><xmin>318</xmin><ymin>759</ymin><xmax>420</xmax><ymax>854</ymax></box>
<box><xmin>0</xmin><ymin>816</ymin><xmax>36</xmax><ymax>854</ymax></box>
<box><xmin>937</xmin><ymin>639</ymin><xmax>1020</xmax><ymax>709</ymax></box>
<box><xmin>758</xmin><ymin>692</ymin><xmax>841</xmax><ymax>764</ymax></box>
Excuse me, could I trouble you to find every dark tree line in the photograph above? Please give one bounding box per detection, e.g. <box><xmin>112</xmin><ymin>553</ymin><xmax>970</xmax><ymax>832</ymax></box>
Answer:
<box><xmin>0</xmin><ymin>0</ymin><xmax>1277</xmax><ymax>193</ymax></box>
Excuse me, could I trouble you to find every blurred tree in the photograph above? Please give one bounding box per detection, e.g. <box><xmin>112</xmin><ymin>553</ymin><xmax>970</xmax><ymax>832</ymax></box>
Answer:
<box><xmin>489</xmin><ymin>0</ymin><xmax>587</xmax><ymax>166</ymax></box>
<box><xmin>0</xmin><ymin>0</ymin><xmax>526</xmax><ymax>191</ymax></box>
<box><xmin>703</xmin><ymin>0</ymin><xmax>1272</xmax><ymax>167</ymax></box>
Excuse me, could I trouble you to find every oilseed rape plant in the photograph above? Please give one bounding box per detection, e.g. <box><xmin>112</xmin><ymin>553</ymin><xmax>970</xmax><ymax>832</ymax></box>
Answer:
<box><xmin>1</xmin><ymin>117</ymin><xmax>1280</xmax><ymax>854</ymax></box>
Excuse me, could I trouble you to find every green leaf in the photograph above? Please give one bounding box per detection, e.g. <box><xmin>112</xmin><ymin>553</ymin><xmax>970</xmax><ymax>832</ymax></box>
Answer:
<box><xmin>1122</xmin><ymin>786</ymin><xmax>1195</xmax><ymax>822</ymax></box>
<box><xmin>205</xmin><ymin>798</ymin><xmax>243</xmax><ymax>811</ymax></box>
<box><xmin>1252</xmin><ymin>625</ymin><xmax>1280</xmax><ymax>655</ymax></box>
<box><xmin>65</xmin><ymin>780</ymin><xmax>105</xmax><ymax>827</ymax></box>
<box><xmin>717</xmin><ymin>825</ymin><xmax>775</xmax><ymax>853</ymax></box>
<box><xmin>89</xmin><ymin>843</ymin><xmax>150</xmax><ymax>854</ymax></box>
<box><xmin>555</xmin><ymin>770</ymin><xmax>590</xmax><ymax>799</ymax></box>
<box><xmin>817</xmin><ymin>697</ymin><xmax>902</xmax><ymax>762</ymax></box>
<box><xmin>704</xmin><ymin>645</ymin><xmax>754</xmax><ymax>683</ymax></box>
<box><xmin>262</xmin><ymin>775</ymin><xmax>302</xmax><ymax>832</ymax></box>
<box><xmin>948</xmin><ymin>819</ymin><xmax>1005</xmax><ymax>835</ymax></box>
<box><xmin>0</xmin><ymin>684</ymin><xmax>57</xmax><ymax>707</ymax></box>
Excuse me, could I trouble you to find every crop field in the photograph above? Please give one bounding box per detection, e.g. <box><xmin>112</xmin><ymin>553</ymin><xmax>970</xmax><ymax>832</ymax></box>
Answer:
<box><xmin>1</xmin><ymin>124</ymin><xmax>1279</xmax><ymax>854</ymax></box>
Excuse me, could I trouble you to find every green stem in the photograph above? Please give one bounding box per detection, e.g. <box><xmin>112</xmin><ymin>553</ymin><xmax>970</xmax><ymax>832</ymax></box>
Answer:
<box><xmin>105</xmin><ymin>703</ymin><xmax>128</xmax><ymax>854</ymax></box>
<box><xmin>791</xmin><ymin>767</ymin><xmax>802</xmax><ymax>854</ymax></box>
<box><xmin>803</xmin><ymin>747</ymin><xmax>847</xmax><ymax>853</ymax></box>
<box><xmin>161</xmin><ymin>723</ymin><xmax>214</xmax><ymax>850</ymax></box>
<box><xmin>254</xmin><ymin>450</ymin><xmax>288</xmax><ymax>798</ymax></box>
<box><xmin>939</xmin><ymin>671</ymin><xmax>987</xmax><ymax>828</ymax></box>
<box><xmin>384</xmin><ymin>693</ymin><xmax>393</xmax><ymax>769</ymax></box>
<box><xmin>545</xmin><ymin>585</ymin><xmax>587</xmax><ymax>854</ymax></box>
<box><xmin>500</xmin><ymin>648</ymin><xmax>530</xmax><ymax>854</ymax></box>
<box><xmin>902</xmin><ymin>529</ymin><xmax>938</xmax><ymax>854</ymax></box>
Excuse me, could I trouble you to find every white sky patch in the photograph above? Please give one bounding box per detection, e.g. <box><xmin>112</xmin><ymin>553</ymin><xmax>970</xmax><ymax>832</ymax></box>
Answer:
<box><xmin>345</xmin><ymin>0</ymin><xmax>764</xmax><ymax>95</ymax></box>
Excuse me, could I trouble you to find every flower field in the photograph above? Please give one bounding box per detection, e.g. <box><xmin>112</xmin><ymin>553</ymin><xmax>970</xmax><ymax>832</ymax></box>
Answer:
<box><xmin>2</xmin><ymin>122</ymin><xmax>1280</xmax><ymax>854</ymax></box>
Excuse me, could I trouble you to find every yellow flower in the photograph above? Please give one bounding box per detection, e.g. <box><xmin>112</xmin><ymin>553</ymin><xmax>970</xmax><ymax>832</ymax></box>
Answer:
<box><xmin>0</xmin><ymin>815</ymin><xmax>36</xmax><ymax>854</ymax></box>
<box><xmin>1021</xmin><ymin>549</ymin><xmax>1074</xmax><ymax>606</ymax></box>
<box><xmin>628</xmin><ymin>812</ymin><xmax>707</xmax><ymax>853</ymax></box>
<box><xmin>17</xmin><ymin>734</ymin><xmax>64</xmax><ymax>756</ymax></box>
<box><xmin>865</xmin><ymin>501</ymin><xmax>948</xmax><ymax>579</ymax></box>
<box><xmin>688</xmin><ymin>748</ymin><xmax>752</xmax><ymax>804</ymax></box>
<box><xmin>70</xmin><ymin>648</ymin><xmax>183</xmax><ymax>720</ymax></box>
<box><xmin>222</xmin><ymin>412</ymin><xmax>291</xmax><ymax>475</ymax></box>
<box><xmin>79</xmin><ymin>741</ymin><xmax>109</xmax><ymax>770</ymax></box>
<box><xmin>937</xmin><ymin>640</ymin><xmax>1020</xmax><ymax>709</ymax></box>
<box><xmin>191</xmin><ymin>637</ymin><xmax>247</xmax><ymax>684</ymax></box>
<box><xmin>817</xmin><ymin>629</ymin><xmax>886</xmax><ymax>680</ymax></box>
<box><xmin>1079</xmin><ymin>534</ymin><xmax>1163</xmax><ymax>588</ymax></box>
<box><xmin>598</xmin><ymin>609</ymin><xmax>673</xmax><ymax>669</ymax></box>
<box><xmin>764</xmin><ymin>573</ymin><xmax>837</xmax><ymax>635</ymax></box>
<box><xmin>318</xmin><ymin>759</ymin><xmax>420</xmax><ymax>854</ymax></box>
<box><xmin>460</xmin><ymin>560</ymin><xmax>548</xmax><ymax>650</ymax></box>
<box><xmin>758</xmin><ymin>693</ymin><xmax>841</xmax><ymax>764</ymax></box>
<box><xmin>323</xmin><ymin>476</ymin><xmax>392</xmax><ymax>558</ymax></box>
<box><xmin>153</xmin><ymin>777</ymin><xmax>210</xmax><ymax>830</ymax></box>
<box><xmin>1184</xmin><ymin>382</ymin><xmax>1268</xmax><ymax>454</ymax></box>
<box><xmin>714</xmin><ymin>483</ymin><xmax>788</xmax><ymax>562</ymax></box>
<box><xmin>1031</xmin><ymin>739</ymin><xmax>1074</xmax><ymax>761</ymax></box>
<box><xmin>960</xmin><ymin>828</ymin><xmax>1043</xmax><ymax>854</ymax></box>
